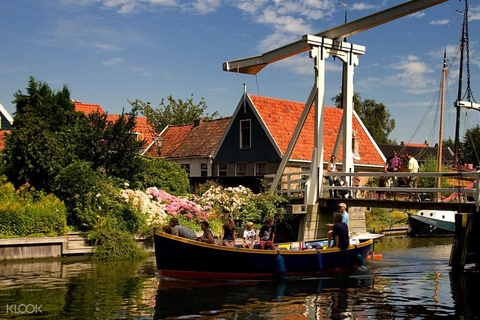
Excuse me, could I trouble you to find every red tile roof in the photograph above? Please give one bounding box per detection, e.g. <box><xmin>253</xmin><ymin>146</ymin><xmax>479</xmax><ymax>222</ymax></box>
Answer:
<box><xmin>74</xmin><ymin>101</ymin><xmax>156</xmax><ymax>148</ymax></box>
<box><xmin>73</xmin><ymin>101</ymin><xmax>105</xmax><ymax>114</ymax></box>
<box><xmin>249</xmin><ymin>95</ymin><xmax>384</xmax><ymax>166</ymax></box>
<box><xmin>159</xmin><ymin>118</ymin><xmax>232</xmax><ymax>159</ymax></box>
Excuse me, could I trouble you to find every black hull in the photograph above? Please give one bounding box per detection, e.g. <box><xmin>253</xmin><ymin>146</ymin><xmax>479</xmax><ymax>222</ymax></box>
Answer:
<box><xmin>407</xmin><ymin>214</ymin><xmax>455</xmax><ymax>237</ymax></box>
<box><xmin>154</xmin><ymin>231</ymin><xmax>373</xmax><ymax>280</ymax></box>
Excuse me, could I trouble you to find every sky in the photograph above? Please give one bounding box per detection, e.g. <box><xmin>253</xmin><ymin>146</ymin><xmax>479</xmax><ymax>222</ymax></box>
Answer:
<box><xmin>0</xmin><ymin>0</ymin><xmax>479</xmax><ymax>145</ymax></box>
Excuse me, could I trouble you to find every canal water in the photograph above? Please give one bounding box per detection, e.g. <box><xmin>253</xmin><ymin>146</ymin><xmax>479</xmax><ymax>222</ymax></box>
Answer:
<box><xmin>0</xmin><ymin>236</ymin><xmax>478</xmax><ymax>319</ymax></box>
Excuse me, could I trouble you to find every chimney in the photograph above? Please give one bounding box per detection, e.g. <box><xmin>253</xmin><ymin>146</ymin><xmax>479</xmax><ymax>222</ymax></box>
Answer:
<box><xmin>194</xmin><ymin>118</ymin><xmax>204</xmax><ymax>127</ymax></box>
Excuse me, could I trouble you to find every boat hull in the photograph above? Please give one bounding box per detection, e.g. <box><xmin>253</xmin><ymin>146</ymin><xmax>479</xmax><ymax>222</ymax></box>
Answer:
<box><xmin>407</xmin><ymin>212</ymin><xmax>455</xmax><ymax>237</ymax></box>
<box><xmin>154</xmin><ymin>231</ymin><xmax>373</xmax><ymax>279</ymax></box>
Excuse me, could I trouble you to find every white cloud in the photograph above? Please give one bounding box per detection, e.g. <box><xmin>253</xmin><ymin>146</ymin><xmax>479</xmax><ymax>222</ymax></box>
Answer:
<box><xmin>430</xmin><ymin>19</ymin><xmax>449</xmax><ymax>26</ymax></box>
<box><xmin>182</xmin><ymin>0</ymin><xmax>221</xmax><ymax>15</ymax></box>
<box><xmin>257</xmin><ymin>8</ymin><xmax>312</xmax><ymax>34</ymax></box>
<box><xmin>102</xmin><ymin>57</ymin><xmax>125</xmax><ymax>65</ymax></box>
<box><xmin>350</xmin><ymin>3</ymin><xmax>379</xmax><ymax>11</ymax></box>
<box><xmin>408</xmin><ymin>12</ymin><xmax>425</xmax><ymax>19</ymax></box>
<box><xmin>389</xmin><ymin>55</ymin><xmax>437</xmax><ymax>95</ymax></box>
<box><xmin>470</xmin><ymin>5</ymin><xmax>480</xmax><ymax>21</ymax></box>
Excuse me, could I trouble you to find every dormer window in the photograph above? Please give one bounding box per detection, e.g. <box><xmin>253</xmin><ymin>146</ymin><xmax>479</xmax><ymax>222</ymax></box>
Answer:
<box><xmin>240</xmin><ymin>119</ymin><xmax>251</xmax><ymax>149</ymax></box>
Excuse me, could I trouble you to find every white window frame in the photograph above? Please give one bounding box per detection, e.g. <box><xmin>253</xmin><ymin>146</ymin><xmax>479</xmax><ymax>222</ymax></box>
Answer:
<box><xmin>239</xmin><ymin>119</ymin><xmax>251</xmax><ymax>149</ymax></box>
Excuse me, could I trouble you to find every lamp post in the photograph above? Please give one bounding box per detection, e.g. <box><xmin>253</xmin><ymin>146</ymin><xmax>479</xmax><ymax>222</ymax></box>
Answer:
<box><xmin>154</xmin><ymin>135</ymin><xmax>163</xmax><ymax>156</ymax></box>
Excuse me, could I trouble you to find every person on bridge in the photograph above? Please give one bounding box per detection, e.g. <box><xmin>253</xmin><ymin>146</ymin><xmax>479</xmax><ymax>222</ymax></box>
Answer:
<box><xmin>407</xmin><ymin>153</ymin><xmax>419</xmax><ymax>201</ymax></box>
<box><xmin>385</xmin><ymin>150</ymin><xmax>402</xmax><ymax>199</ymax></box>
<box><xmin>327</xmin><ymin>155</ymin><xmax>338</xmax><ymax>198</ymax></box>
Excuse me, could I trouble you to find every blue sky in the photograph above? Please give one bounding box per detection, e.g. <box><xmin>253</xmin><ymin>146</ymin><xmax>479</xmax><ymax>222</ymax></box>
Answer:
<box><xmin>0</xmin><ymin>0</ymin><xmax>479</xmax><ymax>144</ymax></box>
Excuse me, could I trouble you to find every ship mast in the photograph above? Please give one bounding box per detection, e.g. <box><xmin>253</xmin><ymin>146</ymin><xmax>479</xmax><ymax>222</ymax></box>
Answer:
<box><xmin>453</xmin><ymin>8</ymin><xmax>467</xmax><ymax>169</ymax></box>
<box><xmin>437</xmin><ymin>49</ymin><xmax>447</xmax><ymax>199</ymax></box>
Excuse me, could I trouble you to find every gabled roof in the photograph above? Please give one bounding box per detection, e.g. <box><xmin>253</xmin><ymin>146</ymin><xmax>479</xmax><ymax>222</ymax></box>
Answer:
<box><xmin>157</xmin><ymin>118</ymin><xmax>232</xmax><ymax>159</ymax></box>
<box><xmin>247</xmin><ymin>94</ymin><xmax>384</xmax><ymax>166</ymax></box>
<box><xmin>73</xmin><ymin>101</ymin><xmax>156</xmax><ymax>149</ymax></box>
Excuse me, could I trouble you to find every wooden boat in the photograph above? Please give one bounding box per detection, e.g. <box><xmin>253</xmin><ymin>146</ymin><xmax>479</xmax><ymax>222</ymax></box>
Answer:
<box><xmin>407</xmin><ymin>210</ymin><xmax>456</xmax><ymax>237</ymax></box>
<box><xmin>154</xmin><ymin>230</ymin><xmax>374</xmax><ymax>280</ymax></box>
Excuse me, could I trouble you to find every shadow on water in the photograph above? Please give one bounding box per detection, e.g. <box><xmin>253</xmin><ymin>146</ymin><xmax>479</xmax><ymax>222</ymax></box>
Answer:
<box><xmin>154</xmin><ymin>275</ymin><xmax>376</xmax><ymax>319</ymax></box>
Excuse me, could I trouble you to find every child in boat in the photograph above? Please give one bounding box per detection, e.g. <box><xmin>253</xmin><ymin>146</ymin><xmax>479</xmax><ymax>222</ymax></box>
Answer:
<box><xmin>198</xmin><ymin>221</ymin><xmax>215</xmax><ymax>244</ymax></box>
<box><xmin>220</xmin><ymin>215</ymin><xmax>236</xmax><ymax>247</ymax></box>
<box><xmin>257</xmin><ymin>217</ymin><xmax>276</xmax><ymax>250</ymax></box>
<box><xmin>242</xmin><ymin>221</ymin><xmax>256</xmax><ymax>249</ymax></box>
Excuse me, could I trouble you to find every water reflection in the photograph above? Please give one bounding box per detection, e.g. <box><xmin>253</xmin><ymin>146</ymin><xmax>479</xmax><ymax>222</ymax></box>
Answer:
<box><xmin>0</xmin><ymin>237</ymin><xmax>479</xmax><ymax>319</ymax></box>
<box><xmin>154</xmin><ymin>275</ymin><xmax>378</xmax><ymax>319</ymax></box>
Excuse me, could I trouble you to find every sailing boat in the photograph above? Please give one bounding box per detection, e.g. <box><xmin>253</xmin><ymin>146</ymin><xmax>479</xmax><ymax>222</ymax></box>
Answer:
<box><xmin>408</xmin><ymin>1</ymin><xmax>477</xmax><ymax>237</ymax></box>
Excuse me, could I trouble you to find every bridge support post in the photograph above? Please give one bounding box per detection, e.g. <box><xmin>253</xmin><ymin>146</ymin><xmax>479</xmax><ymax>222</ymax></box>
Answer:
<box><xmin>450</xmin><ymin>213</ymin><xmax>474</xmax><ymax>270</ymax></box>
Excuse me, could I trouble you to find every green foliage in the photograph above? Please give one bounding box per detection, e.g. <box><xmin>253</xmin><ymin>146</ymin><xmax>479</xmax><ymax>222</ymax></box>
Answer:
<box><xmin>3</xmin><ymin>77</ymin><xmax>78</xmax><ymax>192</ymax></box>
<box><xmin>419</xmin><ymin>155</ymin><xmax>451</xmax><ymax>187</ymax></box>
<box><xmin>0</xmin><ymin>180</ymin><xmax>67</xmax><ymax>237</ymax></box>
<box><xmin>52</xmin><ymin>160</ymin><xmax>109</xmax><ymax>225</ymax></box>
<box><xmin>87</xmin><ymin>228</ymin><xmax>147</xmax><ymax>260</ymax></box>
<box><xmin>365</xmin><ymin>208</ymin><xmax>408</xmax><ymax>232</ymax></box>
<box><xmin>131</xmin><ymin>157</ymin><xmax>189</xmax><ymax>196</ymax></box>
<box><xmin>130</xmin><ymin>94</ymin><xmax>219</xmax><ymax>134</ymax></box>
<box><xmin>202</xmin><ymin>183</ymin><xmax>289</xmax><ymax>227</ymax></box>
<box><xmin>3</xmin><ymin>77</ymin><xmax>145</xmax><ymax>195</ymax></box>
<box><xmin>76</xmin><ymin>186</ymin><xmax>146</xmax><ymax>234</ymax></box>
<box><xmin>462</xmin><ymin>124</ymin><xmax>480</xmax><ymax>166</ymax></box>
<box><xmin>332</xmin><ymin>92</ymin><xmax>395</xmax><ymax>144</ymax></box>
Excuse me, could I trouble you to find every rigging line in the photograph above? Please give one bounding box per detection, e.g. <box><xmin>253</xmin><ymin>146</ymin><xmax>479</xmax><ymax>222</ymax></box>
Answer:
<box><xmin>255</xmin><ymin>74</ymin><xmax>260</xmax><ymax>96</ymax></box>
<box><xmin>462</xmin><ymin>0</ymin><xmax>476</xmax><ymax>103</ymax></box>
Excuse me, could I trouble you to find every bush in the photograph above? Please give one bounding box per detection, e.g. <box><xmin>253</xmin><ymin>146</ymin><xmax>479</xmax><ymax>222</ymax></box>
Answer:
<box><xmin>130</xmin><ymin>157</ymin><xmax>189</xmax><ymax>196</ymax></box>
<box><xmin>0</xmin><ymin>180</ymin><xmax>67</xmax><ymax>238</ymax></box>
<box><xmin>76</xmin><ymin>185</ymin><xmax>147</xmax><ymax>234</ymax></box>
<box><xmin>52</xmin><ymin>160</ymin><xmax>109</xmax><ymax>226</ymax></box>
<box><xmin>87</xmin><ymin>228</ymin><xmax>147</xmax><ymax>260</ymax></box>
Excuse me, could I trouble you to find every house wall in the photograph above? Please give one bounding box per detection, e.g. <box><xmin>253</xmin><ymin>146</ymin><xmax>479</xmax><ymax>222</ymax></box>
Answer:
<box><xmin>214</xmin><ymin>102</ymin><xmax>281</xmax><ymax>163</ymax></box>
<box><xmin>169</xmin><ymin>157</ymin><xmax>211</xmax><ymax>177</ymax></box>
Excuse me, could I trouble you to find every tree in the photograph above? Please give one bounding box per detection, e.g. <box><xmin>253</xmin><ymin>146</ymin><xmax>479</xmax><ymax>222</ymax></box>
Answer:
<box><xmin>129</xmin><ymin>94</ymin><xmax>219</xmax><ymax>134</ymax></box>
<box><xmin>3</xmin><ymin>77</ymin><xmax>145</xmax><ymax>193</ymax></box>
<box><xmin>462</xmin><ymin>124</ymin><xmax>480</xmax><ymax>166</ymax></box>
<box><xmin>332</xmin><ymin>92</ymin><xmax>395</xmax><ymax>144</ymax></box>
<box><xmin>3</xmin><ymin>77</ymin><xmax>78</xmax><ymax>191</ymax></box>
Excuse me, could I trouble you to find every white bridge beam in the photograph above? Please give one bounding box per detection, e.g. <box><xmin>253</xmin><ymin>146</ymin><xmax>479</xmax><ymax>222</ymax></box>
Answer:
<box><xmin>223</xmin><ymin>0</ymin><xmax>448</xmax><ymax>75</ymax></box>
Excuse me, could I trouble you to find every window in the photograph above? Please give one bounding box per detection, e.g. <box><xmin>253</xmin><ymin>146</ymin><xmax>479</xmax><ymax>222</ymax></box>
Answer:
<box><xmin>240</xmin><ymin>120</ymin><xmax>251</xmax><ymax>149</ymax></box>
<box><xmin>236</xmin><ymin>163</ymin><xmax>247</xmax><ymax>176</ymax></box>
<box><xmin>255</xmin><ymin>163</ymin><xmax>267</xmax><ymax>176</ymax></box>
<box><xmin>180</xmin><ymin>164</ymin><xmax>190</xmax><ymax>176</ymax></box>
<box><xmin>201</xmin><ymin>163</ymin><xmax>208</xmax><ymax>177</ymax></box>
<box><xmin>218</xmin><ymin>163</ymin><xmax>227</xmax><ymax>176</ymax></box>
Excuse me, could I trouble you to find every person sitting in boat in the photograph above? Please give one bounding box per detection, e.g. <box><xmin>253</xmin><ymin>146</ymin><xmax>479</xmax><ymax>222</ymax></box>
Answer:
<box><xmin>331</xmin><ymin>212</ymin><xmax>349</xmax><ymax>250</ymax></box>
<box><xmin>257</xmin><ymin>217</ymin><xmax>276</xmax><ymax>250</ymax></box>
<box><xmin>198</xmin><ymin>221</ymin><xmax>215</xmax><ymax>244</ymax></box>
<box><xmin>169</xmin><ymin>218</ymin><xmax>197</xmax><ymax>240</ymax></box>
<box><xmin>220</xmin><ymin>215</ymin><xmax>236</xmax><ymax>247</ymax></box>
<box><xmin>242</xmin><ymin>221</ymin><xmax>256</xmax><ymax>249</ymax></box>
<box><xmin>162</xmin><ymin>225</ymin><xmax>172</xmax><ymax>234</ymax></box>
<box><xmin>326</xmin><ymin>203</ymin><xmax>349</xmax><ymax>246</ymax></box>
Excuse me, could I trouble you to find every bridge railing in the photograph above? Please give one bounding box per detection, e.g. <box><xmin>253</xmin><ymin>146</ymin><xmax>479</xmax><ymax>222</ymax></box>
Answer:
<box><xmin>265</xmin><ymin>171</ymin><xmax>480</xmax><ymax>209</ymax></box>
